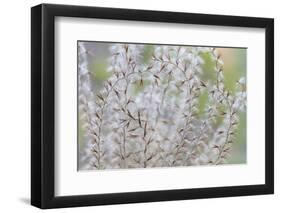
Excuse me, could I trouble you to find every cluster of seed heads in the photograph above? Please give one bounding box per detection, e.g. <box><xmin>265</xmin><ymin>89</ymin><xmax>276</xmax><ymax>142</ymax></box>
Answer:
<box><xmin>78</xmin><ymin>42</ymin><xmax>246</xmax><ymax>170</ymax></box>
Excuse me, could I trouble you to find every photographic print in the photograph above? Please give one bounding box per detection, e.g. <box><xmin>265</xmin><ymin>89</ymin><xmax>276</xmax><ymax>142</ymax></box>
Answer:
<box><xmin>78</xmin><ymin>41</ymin><xmax>247</xmax><ymax>171</ymax></box>
<box><xmin>31</xmin><ymin>4</ymin><xmax>274</xmax><ymax>208</ymax></box>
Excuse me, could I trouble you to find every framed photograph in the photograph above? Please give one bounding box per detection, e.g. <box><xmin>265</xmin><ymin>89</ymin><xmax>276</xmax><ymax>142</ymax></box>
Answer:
<box><xmin>31</xmin><ymin>3</ymin><xmax>274</xmax><ymax>209</ymax></box>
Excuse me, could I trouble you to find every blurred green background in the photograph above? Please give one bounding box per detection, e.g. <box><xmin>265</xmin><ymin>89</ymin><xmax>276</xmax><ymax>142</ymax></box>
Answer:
<box><xmin>211</xmin><ymin>48</ymin><xmax>246</xmax><ymax>164</ymax></box>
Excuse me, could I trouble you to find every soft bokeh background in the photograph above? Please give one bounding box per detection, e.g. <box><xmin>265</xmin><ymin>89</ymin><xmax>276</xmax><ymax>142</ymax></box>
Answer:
<box><xmin>79</xmin><ymin>42</ymin><xmax>247</xmax><ymax>165</ymax></box>
<box><xmin>210</xmin><ymin>48</ymin><xmax>247</xmax><ymax>164</ymax></box>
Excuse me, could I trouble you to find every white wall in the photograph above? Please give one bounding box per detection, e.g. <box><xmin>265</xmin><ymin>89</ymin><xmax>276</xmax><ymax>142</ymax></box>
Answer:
<box><xmin>0</xmin><ymin>0</ymin><xmax>279</xmax><ymax>212</ymax></box>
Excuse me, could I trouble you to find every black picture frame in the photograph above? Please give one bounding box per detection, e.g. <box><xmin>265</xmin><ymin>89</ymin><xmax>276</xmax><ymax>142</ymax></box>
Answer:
<box><xmin>31</xmin><ymin>3</ymin><xmax>274</xmax><ymax>209</ymax></box>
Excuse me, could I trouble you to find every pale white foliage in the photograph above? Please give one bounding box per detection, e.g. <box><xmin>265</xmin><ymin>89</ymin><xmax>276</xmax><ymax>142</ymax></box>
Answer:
<box><xmin>79</xmin><ymin>43</ymin><xmax>246</xmax><ymax>170</ymax></box>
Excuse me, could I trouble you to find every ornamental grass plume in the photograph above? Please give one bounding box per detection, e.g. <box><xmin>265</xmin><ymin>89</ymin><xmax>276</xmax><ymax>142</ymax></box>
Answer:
<box><xmin>78</xmin><ymin>42</ymin><xmax>246</xmax><ymax>170</ymax></box>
